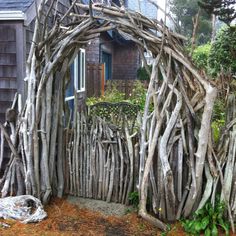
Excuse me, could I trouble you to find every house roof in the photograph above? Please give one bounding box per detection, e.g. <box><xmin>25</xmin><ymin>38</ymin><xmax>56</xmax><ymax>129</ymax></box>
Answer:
<box><xmin>0</xmin><ymin>0</ymin><xmax>34</xmax><ymax>12</ymax></box>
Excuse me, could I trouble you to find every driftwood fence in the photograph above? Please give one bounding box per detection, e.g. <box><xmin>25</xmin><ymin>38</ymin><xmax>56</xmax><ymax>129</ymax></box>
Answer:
<box><xmin>64</xmin><ymin>101</ymin><xmax>140</xmax><ymax>204</ymax></box>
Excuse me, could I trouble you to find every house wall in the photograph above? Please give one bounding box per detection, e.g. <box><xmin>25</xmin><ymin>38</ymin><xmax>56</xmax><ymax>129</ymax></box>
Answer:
<box><xmin>113</xmin><ymin>42</ymin><xmax>139</xmax><ymax>80</ymax></box>
<box><xmin>24</xmin><ymin>0</ymin><xmax>87</xmax><ymax>107</ymax></box>
<box><xmin>86</xmin><ymin>38</ymin><xmax>100</xmax><ymax>64</ymax></box>
<box><xmin>86</xmin><ymin>33</ymin><xmax>140</xmax><ymax>81</ymax></box>
<box><xmin>0</xmin><ymin>21</ymin><xmax>25</xmax><ymax>123</ymax></box>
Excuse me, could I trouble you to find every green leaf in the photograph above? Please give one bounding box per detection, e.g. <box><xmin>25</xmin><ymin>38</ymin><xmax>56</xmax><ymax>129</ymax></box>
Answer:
<box><xmin>201</xmin><ymin>216</ymin><xmax>210</xmax><ymax>230</ymax></box>
<box><xmin>204</xmin><ymin>227</ymin><xmax>211</xmax><ymax>236</ymax></box>
<box><xmin>211</xmin><ymin>224</ymin><xmax>218</xmax><ymax>236</ymax></box>
<box><xmin>218</xmin><ymin>219</ymin><xmax>229</xmax><ymax>236</ymax></box>
<box><xmin>195</xmin><ymin>221</ymin><xmax>203</xmax><ymax>232</ymax></box>
<box><xmin>195</xmin><ymin>208</ymin><xmax>205</xmax><ymax>216</ymax></box>
<box><xmin>183</xmin><ymin>220</ymin><xmax>194</xmax><ymax>232</ymax></box>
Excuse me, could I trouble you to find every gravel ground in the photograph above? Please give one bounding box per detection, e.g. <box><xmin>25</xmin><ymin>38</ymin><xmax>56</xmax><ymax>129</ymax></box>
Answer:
<box><xmin>67</xmin><ymin>196</ymin><xmax>129</xmax><ymax>217</ymax></box>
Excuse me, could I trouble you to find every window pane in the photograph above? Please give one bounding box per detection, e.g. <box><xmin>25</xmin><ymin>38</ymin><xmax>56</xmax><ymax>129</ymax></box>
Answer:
<box><xmin>66</xmin><ymin>63</ymin><xmax>75</xmax><ymax>98</ymax></box>
<box><xmin>81</xmin><ymin>51</ymin><xmax>85</xmax><ymax>89</ymax></box>
<box><xmin>77</xmin><ymin>53</ymin><xmax>81</xmax><ymax>91</ymax></box>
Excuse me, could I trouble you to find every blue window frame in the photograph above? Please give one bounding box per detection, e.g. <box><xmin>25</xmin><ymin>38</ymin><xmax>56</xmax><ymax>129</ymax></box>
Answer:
<box><xmin>102</xmin><ymin>51</ymin><xmax>112</xmax><ymax>80</ymax></box>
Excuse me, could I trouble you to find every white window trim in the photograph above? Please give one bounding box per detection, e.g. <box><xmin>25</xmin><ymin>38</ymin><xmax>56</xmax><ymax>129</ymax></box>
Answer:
<box><xmin>65</xmin><ymin>96</ymin><xmax>74</xmax><ymax>101</ymax></box>
<box><xmin>65</xmin><ymin>48</ymin><xmax>85</xmax><ymax>101</ymax></box>
<box><xmin>77</xmin><ymin>48</ymin><xmax>86</xmax><ymax>92</ymax></box>
<box><xmin>0</xmin><ymin>11</ymin><xmax>26</xmax><ymax>21</ymax></box>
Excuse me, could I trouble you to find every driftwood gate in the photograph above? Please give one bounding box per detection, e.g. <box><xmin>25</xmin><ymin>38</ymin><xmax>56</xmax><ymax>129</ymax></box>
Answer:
<box><xmin>1</xmin><ymin>1</ymin><xmax>236</xmax><ymax>232</ymax></box>
<box><xmin>65</xmin><ymin>101</ymin><xmax>140</xmax><ymax>204</ymax></box>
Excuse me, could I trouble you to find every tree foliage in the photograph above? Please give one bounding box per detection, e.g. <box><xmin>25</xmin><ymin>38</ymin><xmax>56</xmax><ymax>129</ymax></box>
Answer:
<box><xmin>208</xmin><ymin>25</ymin><xmax>236</xmax><ymax>76</ymax></box>
<box><xmin>199</xmin><ymin>0</ymin><xmax>236</xmax><ymax>25</ymax></box>
<box><xmin>170</xmin><ymin>0</ymin><xmax>212</xmax><ymax>43</ymax></box>
<box><xmin>192</xmin><ymin>43</ymin><xmax>211</xmax><ymax>71</ymax></box>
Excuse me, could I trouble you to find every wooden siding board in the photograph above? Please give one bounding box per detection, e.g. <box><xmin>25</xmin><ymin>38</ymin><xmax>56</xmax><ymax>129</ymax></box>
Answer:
<box><xmin>0</xmin><ymin>42</ymin><xmax>16</xmax><ymax>53</ymax></box>
<box><xmin>0</xmin><ymin>26</ymin><xmax>16</xmax><ymax>42</ymax></box>
<box><xmin>0</xmin><ymin>65</ymin><xmax>17</xmax><ymax>77</ymax></box>
<box><xmin>0</xmin><ymin>78</ymin><xmax>17</xmax><ymax>89</ymax></box>
<box><xmin>0</xmin><ymin>88</ymin><xmax>17</xmax><ymax>101</ymax></box>
<box><xmin>16</xmin><ymin>22</ymin><xmax>26</xmax><ymax>98</ymax></box>
<box><xmin>0</xmin><ymin>23</ymin><xmax>17</xmax><ymax>126</ymax></box>
<box><xmin>0</xmin><ymin>53</ymin><xmax>16</xmax><ymax>65</ymax></box>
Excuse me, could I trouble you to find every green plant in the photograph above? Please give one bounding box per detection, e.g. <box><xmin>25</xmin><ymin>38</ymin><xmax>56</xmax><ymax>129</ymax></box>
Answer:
<box><xmin>192</xmin><ymin>43</ymin><xmax>211</xmax><ymax>72</ymax></box>
<box><xmin>137</xmin><ymin>65</ymin><xmax>152</xmax><ymax>81</ymax></box>
<box><xmin>86</xmin><ymin>83</ymin><xmax>125</xmax><ymax>106</ymax></box>
<box><xmin>160</xmin><ymin>224</ymin><xmax>172</xmax><ymax>236</ymax></box>
<box><xmin>211</xmin><ymin>100</ymin><xmax>226</xmax><ymax>143</ymax></box>
<box><xmin>208</xmin><ymin>25</ymin><xmax>236</xmax><ymax>77</ymax></box>
<box><xmin>182</xmin><ymin>199</ymin><xmax>229</xmax><ymax>236</ymax></box>
<box><xmin>86</xmin><ymin>80</ymin><xmax>149</xmax><ymax>112</ymax></box>
<box><xmin>128</xmin><ymin>191</ymin><xmax>139</xmax><ymax>208</ymax></box>
<box><xmin>212</xmin><ymin>120</ymin><xmax>225</xmax><ymax>143</ymax></box>
<box><xmin>128</xmin><ymin>80</ymin><xmax>147</xmax><ymax>111</ymax></box>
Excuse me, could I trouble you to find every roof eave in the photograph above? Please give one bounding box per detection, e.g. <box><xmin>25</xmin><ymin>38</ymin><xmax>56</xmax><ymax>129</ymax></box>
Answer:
<box><xmin>0</xmin><ymin>11</ymin><xmax>26</xmax><ymax>21</ymax></box>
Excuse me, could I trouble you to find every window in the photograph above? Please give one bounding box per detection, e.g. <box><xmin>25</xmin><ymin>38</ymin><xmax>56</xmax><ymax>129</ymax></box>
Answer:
<box><xmin>77</xmin><ymin>49</ymin><xmax>85</xmax><ymax>92</ymax></box>
<box><xmin>102</xmin><ymin>51</ymin><xmax>112</xmax><ymax>80</ymax></box>
<box><xmin>91</xmin><ymin>0</ymin><xmax>112</xmax><ymax>6</ymax></box>
<box><xmin>65</xmin><ymin>49</ymin><xmax>86</xmax><ymax>101</ymax></box>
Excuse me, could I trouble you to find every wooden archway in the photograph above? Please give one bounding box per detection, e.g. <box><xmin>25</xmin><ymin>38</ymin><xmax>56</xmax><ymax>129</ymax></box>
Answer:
<box><xmin>2</xmin><ymin>0</ymin><xmax>235</xmax><ymax>232</ymax></box>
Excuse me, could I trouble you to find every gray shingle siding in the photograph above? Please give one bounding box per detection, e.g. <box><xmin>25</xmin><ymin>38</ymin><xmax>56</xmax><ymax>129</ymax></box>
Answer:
<box><xmin>0</xmin><ymin>0</ymin><xmax>34</xmax><ymax>12</ymax></box>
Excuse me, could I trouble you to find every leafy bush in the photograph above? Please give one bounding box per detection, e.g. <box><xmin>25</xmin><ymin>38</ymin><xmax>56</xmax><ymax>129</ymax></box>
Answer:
<box><xmin>182</xmin><ymin>199</ymin><xmax>229</xmax><ymax>236</ymax></box>
<box><xmin>86</xmin><ymin>84</ymin><xmax>125</xmax><ymax>106</ymax></box>
<box><xmin>128</xmin><ymin>191</ymin><xmax>139</xmax><ymax>208</ymax></box>
<box><xmin>192</xmin><ymin>43</ymin><xmax>211</xmax><ymax>71</ymax></box>
<box><xmin>86</xmin><ymin>80</ymin><xmax>148</xmax><ymax>112</ymax></box>
<box><xmin>211</xmin><ymin>100</ymin><xmax>226</xmax><ymax>143</ymax></box>
<box><xmin>137</xmin><ymin>65</ymin><xmax>152</xmax><ymax>81</ymax></box>
<box><xmin>208</xmin><ymin>26</ymin><xmax>236</xmax><ymax>77</ymax></box>
<box><xmin>128</xmin><ymin>80</ymin><xmax>147</xmax><ymax>111</ymax></box>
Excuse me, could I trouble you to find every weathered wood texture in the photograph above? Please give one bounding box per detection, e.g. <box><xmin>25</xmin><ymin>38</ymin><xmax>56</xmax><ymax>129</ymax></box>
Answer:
<box><xmin>0</xmin><ymin>23</ymin><xmax>17</xmax><ymax>123</ymax></box>
<box><xmin>64</xmin><ymin>103</ymin><xmax>139</xmax><ymax>204</ymax></box>
<box><xmin>86</xmin><ymin>63</ymin><xmax>103</xmax><ymax>97</ymax></box>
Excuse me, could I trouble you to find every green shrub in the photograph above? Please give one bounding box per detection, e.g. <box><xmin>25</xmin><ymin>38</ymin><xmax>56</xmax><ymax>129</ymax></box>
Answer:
<box><xmin>211</xmin><ymin>100</ymin><xmax>226</xmax><ymax>143</ymax></box>
<box><xmin>86</xmin><ymin>80</ymin><xmax>148</xmax><ymax>112</ymax></box>
<box><xmin>137</xmin><ymin>65</ymin><xmax>152</xmax><ymax>81</ymax></box>
<box><xmin>128</xmin><ymin>80</ymin><xmax>147</xmax><ymax>111</ymax></box>
<box><xmin>192</xmin><ymin>43</ymin><xmax>211</xmax><ymax>72</ymax></box>
<box><xmin>128</xmin><ymin>191</ymin><xmax>139</xmax><ymax>208</ymax></box>
<box><xmin>208</xmin><ymin>26</ymin><xmax>236</xmax><ymax>77</ymax></box>
<box><xmin>86</xmin><ymin>83</ymin><xmax>125</xmax><ymax>106</ymax></box>
<box><xmin>182</xmin><ymin>199</ymin><xmax>229</xmax><ymax>236</ymax></box>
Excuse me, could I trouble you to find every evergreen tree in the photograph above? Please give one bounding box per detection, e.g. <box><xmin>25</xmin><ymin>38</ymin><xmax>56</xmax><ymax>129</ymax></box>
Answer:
<box><xmin>170</xmin><ymin>0</ymin><xmax>212</xmax><ymax>44</ymax></box>
<box><xmin>198</xmin><ymin>0</ymin><xmax>236</xmax><ymax>24</ymax></box>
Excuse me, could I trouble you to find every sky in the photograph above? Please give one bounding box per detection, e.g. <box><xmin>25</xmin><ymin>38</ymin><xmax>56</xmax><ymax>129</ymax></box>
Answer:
<box><xmin>157</xmin><ymin>0</ymin><xmax>166</xmax><ymax>21</ymax></box>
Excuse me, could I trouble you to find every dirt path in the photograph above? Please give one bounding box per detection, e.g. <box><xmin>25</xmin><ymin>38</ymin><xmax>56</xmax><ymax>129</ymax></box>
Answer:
<box><xmin>67</xmin><ymin>196</ymin><xmax>129</xmax><ymax>217</ymax></box>
<box><xmin>0</xmin><ymin>197</ymin><xmax>163</xmax><ymax>236</ymax></box>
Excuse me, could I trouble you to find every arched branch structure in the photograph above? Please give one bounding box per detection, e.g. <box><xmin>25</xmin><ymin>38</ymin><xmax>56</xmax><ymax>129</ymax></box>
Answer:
<box><xmin>2</xmin><ymin>0</ymin><xmax>235</xmax><ymax>232</ymax></box>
